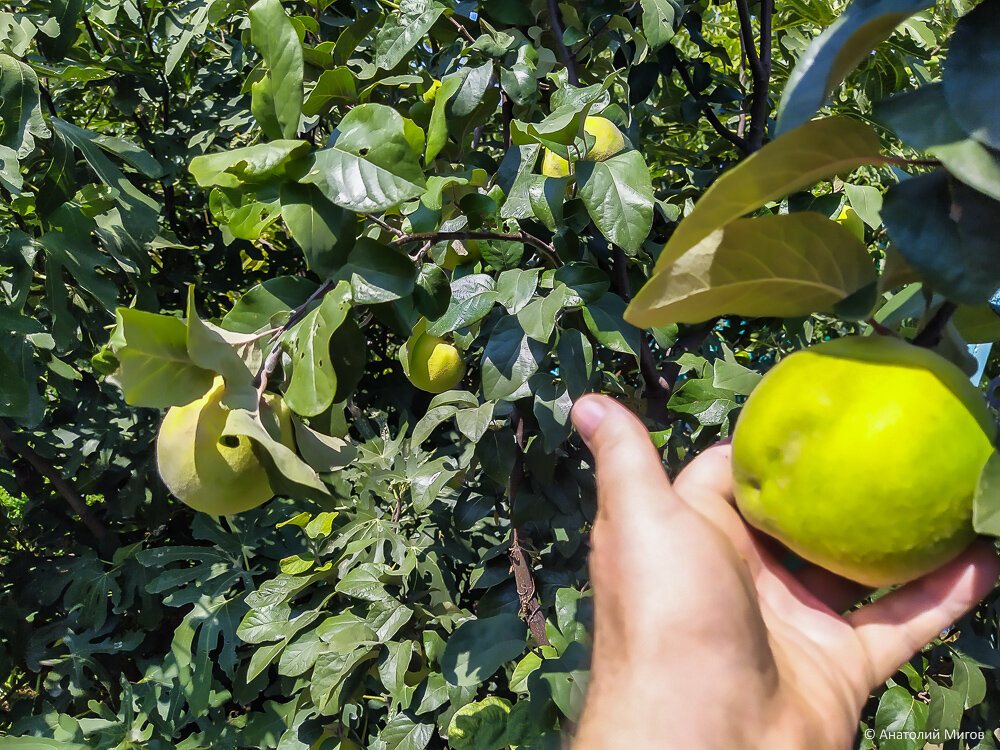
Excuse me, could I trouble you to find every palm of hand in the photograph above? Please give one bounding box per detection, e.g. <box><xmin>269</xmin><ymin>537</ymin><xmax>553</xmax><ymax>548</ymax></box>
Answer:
<box><xmin>571</xmin><ymin>395</ymin><xmax>999</xmax><ymax>750</ymax></box>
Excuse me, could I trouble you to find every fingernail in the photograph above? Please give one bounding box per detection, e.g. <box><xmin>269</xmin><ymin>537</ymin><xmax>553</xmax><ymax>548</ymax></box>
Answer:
<box><xmin>572</xmin><ymin>397</ymin><xmax>607</xmax><ymax>443</ymax></box>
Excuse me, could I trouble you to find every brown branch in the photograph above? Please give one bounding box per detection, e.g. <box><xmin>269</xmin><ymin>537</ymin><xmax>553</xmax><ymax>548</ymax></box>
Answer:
<box><xmin>738</xmin><ymin>0</ymin><xmax>773</xmax><ymax>152</ymax></box>
<box><xmin>366</xmin><ymin>213</ymin><xmax>406</xmax><ymax>238</ymax></box>
<box><xmin>447</xmin><ymin>14</ymin><xmax>476</xmax><ymax>43</ymax></box>
<box><xmin>508</xmin><ymin>410</ymin><xmax>550</xmax><ymax>647</ymax></box>
<box><xmin>391</xmin><ymin>230</ymin><xmax>560</xmax><ymax>267</ymax></box>
<box><xmin>672</xmin><ymin>52</ymin><xmax>747</xmax><ymax>153</ymax></box>
<box><xmin>547</xmin><ymin>0</ymin><xmax>579</xmax><ymax>86</ymax></box>
<box><xmin>0</xmin><ymin>419</ymin><xmax>110</xmax><ymax>545</ymax></box>
<box><xmin>253</xmin><ymin>279</ymin><xmax>336</xmax><ymax>395</ymax></box>
<box><xmin>913</xmin><ymin>301</ymin><xmax>957</xmax><ymax>348</ymax></box>
<box><xmin>881</xmin><ymin>156</ymin><xmax>942</xmax><ymax>168</ymax></box>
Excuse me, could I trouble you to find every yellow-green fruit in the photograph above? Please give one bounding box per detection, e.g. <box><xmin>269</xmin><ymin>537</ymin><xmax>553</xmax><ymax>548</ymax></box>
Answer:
<box><xmin>422</xmin><ymin>79</ymin><xmax>442</xmax><ymax>103</ymax></box>
<box><xmin>156</xmin><ymin>377</ymin><xmax>292</xmax><ymax>516</ymax></box>
<box><xmin>835</xmin><ymin>205</ymin><xmax>866</xmax><ymax>243</ymax></box>
<box><xmin>732</xmin><ymin>336</ymin><xmax>995</xmax><ymax>587</ymax></box>
<box><xmin>441</xmin><ymin>239</ymin><xmax>483</xmax><ymax>271</ymax></box>
<box><xmin>406</xmin><ymin>333</ymin><xmax>466</xmax><ymax>393</ymax></box>
<box><xmin>540</xmin><ymin>116</ymin><xmax>625</xmax><ymax>178</ymax></box>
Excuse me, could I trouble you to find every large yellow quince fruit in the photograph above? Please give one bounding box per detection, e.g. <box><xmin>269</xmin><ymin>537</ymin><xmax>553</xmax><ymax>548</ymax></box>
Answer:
<box><xmin>404</xmin><ymin>332</ymin><xmax>466</xmax><ymax>393</ymax></box>
<box><xmin>156</xmin><ymin>376</ymin><xmax>293</xmax><ymax>516</ymax></box>
<box><xmin>835</xmin><ymin>205</ymin><xmax>865</xmax><ymax>243</ymax></box>
<box><xmin>540</xmin><ymin>116</ymin><xmax>625</xmax><ymax>178</ymax></box>
<box><xmin>732</xmin><ymin>335</ymin><xmax>995</xmax><ymax>587</ymax></box>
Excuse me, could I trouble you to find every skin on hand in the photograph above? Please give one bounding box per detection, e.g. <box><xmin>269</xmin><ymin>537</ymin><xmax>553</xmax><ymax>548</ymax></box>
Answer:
<box><xmin>568</xmin><ymin>394</ymin><xmax>1000</xmax><ymax>750</ymax></box>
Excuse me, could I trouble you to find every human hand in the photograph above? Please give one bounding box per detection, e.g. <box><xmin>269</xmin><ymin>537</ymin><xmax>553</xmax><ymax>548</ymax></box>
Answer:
<box><xmin>569</xmin><ymin>394</ymin><xmax>1000</xmax><ymax>750</ymax></box>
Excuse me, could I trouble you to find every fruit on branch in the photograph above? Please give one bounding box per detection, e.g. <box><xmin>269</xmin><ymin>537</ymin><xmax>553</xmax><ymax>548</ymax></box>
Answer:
<box><xmin>540</xmin><ymin>116</ymin><xmax>625</xmax><ymax>178</ymax></box>
<box><xmin>732</xmin><ymin>335</ymin><xmax>995</xmax><ymax>587</ymax></box>
<box><xmin>156</xmin><ymin>376</ymin><xmax>294</xmax><ymax>515</ymax></box>
<box><xmin>402</xmin><ymin>331</ymin><xmax>466</xmax><ymax>394</ymax></box>
<box><xmin>835</xmin><ymin>205</ymin><xmax>865</xmax><ymax>243</ymax></box>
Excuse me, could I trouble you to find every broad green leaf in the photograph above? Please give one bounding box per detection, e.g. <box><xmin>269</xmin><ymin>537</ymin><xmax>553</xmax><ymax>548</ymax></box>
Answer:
<box><xmin>583</xmin><ymin>293</ymin><xmax>640</xmax><ymax>356</ymax></box>
<box><xmin>334</xmin><ymin>237</ymin><xmax>417</xmax><ymax>303</ymax></box>
<box><xmin>189</xmin><ymin>141</ymin><xmax>310</xmax><ymax>188</ymax></box>
<box><xmin>533</xmin><ymin>375</ymin><xmax>573</xmax><ymax>452</ymax></box>
<box><xmin>279</xmin><ymin>182</ymin><xmax>359</xmax><ymax>276</ymax></box>
<box><xmin>640</xmin><ymin>0</ymin><xmax>682</xmax><ymax>49</ymax></box>
<box><xmin>426</xmin><ymin>274</ymin><xmax>498</xmax><ymax>336</ymax></box>
<box><xmin>930</xmin><ymin>139</ymin><xmax>1000</xmax><ymax>203</ymax></box>
<box><xmin>292</xmin><ymin>418</ymin><xmax>357</xmax><ymax>472</ymax></box>
<box><xmin>557</xmin><ymin>328</ymin><xmax>594</xmax><ymax>399</ymax></box>
<box><xmin>426</xmin><ymin>76</ymin><xmax>462</xmax><ymax>164</ymax></box>
<box><xmin>303</xmin><ymin>67</ymin><xmax>357</xmax><ymax>116</ymax></box>
<box><xmin>495</xmin><ymin>268</ymin><xmax>539</xmax><ymax>313</ymax></box>
<box><xmin>973</xmin><ymin>451</ymin><xmax>1000</xmax><ymax>537</ymax></box>
<box><xmin>378</xmin><ymin>714</ymin><xmax>434</xmax><ymax>750</ymax></box>
<box><xmin>654</xmin><ymin>118</ymin><xmax>883</xmax><ymax>271</ymax></box>
<box><xmin>925</xmin><ymin>681</ymin><xmax>963</xmax><ymax>734</ymax></box>
<box><xmin>952</xmin><ymin>305</ymin><xmax>1000</xmax><ymax>344</ymax></box>
<box><xmin>950</xmin><ymin>651</ymin><xmax>988</xmax><ymax>708</ymax></box>
<box><xmin>109</xmin><ymin>308</ymin><xmax>214</xmax><ymax>408</ymax></box>
<box><xmin>577</xmin><ymin>150</ymin><xmax>654</xmax><ymax>253</ymax></box>
<box><xmin>942</xmin><ymin>0</ymin><xmax>1000</xmax><ymax>150</ymax></box>
<box><xmin>882</xmin><ymin>171</ymin><xmax>1000</xmax><ymax>304</ymax></box>
<box><xmin>875</xmin><ymin>83</ymin><xmax>966</xmax><ymax>150</ymax></box>
<box><xmin>627</xmin><ymin>213</ymin><xmax>878</xmax><ymax>327</ymax></box>
<box><xmin>301</xmin><ymin>104</ymin><xmax>427</xmax><ymax>212</ymax></box>
<box><xmin>516</xmin><ymin>286</ymin><xmax>569</xmax><ymax>343</ymax></box>
<box><xmin>249</xmin><ymin>0</ymin><xmax>304</xmax><ymax>139</ymax></box>
<box><xmin>776</xmin><ymin>0</ymin><xmax>934</xmax><ymax>134</ymax></box>
<box><xmin>284</xmin><ymin>282</ymin><xmax>353</xmax><ymax>417</ymax></box>
<box><xmin>481</xmin><ymin>316</ymin><xmax>546</xmax><ymax>401</ymax></box>
<box><xmin>38</xmin><ymin>0</ymin><xmax>83</xmax><ymax>59</ymax></box>
<box><xmin>374</xmin><ymin>0</ymin><xmax>445</xmax><ymax>70</ymax></box>
<box><xmin>0</xmin><ymin>53</ymin><xmax>51</xmax><ymax>158</ymax></box>
<box><xmin>223</xmin><ymin>276</ymin><xmax>318</xmax><ymax>333</ymax></box>
<box><xmin>873</xmin><ymin>686</ymin><xmax>929</xmax><ymax>750</ymax></box>
<box><xmin>668</xmin><ymin>378</ymin><xmax>739</xmax><ymax>427</ymax></box>
<box><xmin>440</xmin><ymin>613</ymin><xmax>526</xmax><ymax>687</ymax></box>
<box><xmin>185</xmin><ymin>287</ymin><xmax>257</xmax><ymax>407</ymax></box>
<box><xmin>414</xmin><ymin>263</ymin><xmax>451</xmax><ymax>319</ymax></box>
<box><xmin>712</xmin><ymin>358</ymin><xmax>761</xmax><ymax>395</ymax></box>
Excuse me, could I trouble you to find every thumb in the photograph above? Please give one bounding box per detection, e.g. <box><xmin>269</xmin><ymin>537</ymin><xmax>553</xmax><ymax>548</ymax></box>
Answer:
<box><xmin>571</xmin><ymin>394</ymin><xmax>679</xmax><ymax>522</ymax></box>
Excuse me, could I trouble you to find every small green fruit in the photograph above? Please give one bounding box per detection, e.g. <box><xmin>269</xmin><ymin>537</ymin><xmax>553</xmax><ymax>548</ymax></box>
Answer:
<box><xmin>404</xmin><ymin>332</ymin><xmax>466</xmax><ymax>394</ymax></box>
<box><xmin>156</xmin><ymin>377</ymin><xmax>294</xmax><ymax>515</ymax></box>
<box><xmin>732</xmin><ymin>336</ymin><xmax>995</xmax><ymax>587</ymax></box>
<box><xmin>835</xmin><ymin>205</ymin><xmax>865</xmax><ymax>243</ymax></box>
<box><xmin>540</xmin><ymin>116</ymin><xmax>625</xmax><ymax>178</ymax></box>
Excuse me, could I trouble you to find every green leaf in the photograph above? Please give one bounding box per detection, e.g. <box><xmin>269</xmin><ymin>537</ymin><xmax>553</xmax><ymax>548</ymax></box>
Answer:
<box><xmin>875</xmin><ymin>83</ymin><xmax>967</xmax><ymax>150</ymax></box>
<box><xmin>334</xmin><ymin>237</ymin><xmax>417</xmax><ymax>303</ymax></box>
<box><xmin>653</xmin><ymin>118</ymin><xmax>883</xmax><ymax>271</ymax></box>
<box><xmin>440</xmin><ymin>613</ymin><xmax>527</xmax><ymax>687</ymax></box>
<box><xmin>583</xmin><ymin>293</ymin><xmax>640</xmax><ymax>356</ymax></box>
<box><xmin>776</xmin><ymin>0</ymin><xmax>934</xmax><ymax>134</ymax></box>
<box><xmin>249</xmin><ymin>0</ymin><xmax>304</xmax><ymax>139</ymax></box>
<box><xmin>280</xmin><ymin>182</ymin><xmax>358</xmax><ymax>276</ymax></box>
<box><xmin>973</xmin><ymin>451</ymin><xmax>1000</xmax><ymax>537</ymax></box>
<box><xmin>640</xmin><ymin>0</ymin><xmax>682</xmax><ymax>49</ymax></box>
<box><xmin>950</xmin><ymin>651</ymin><xmax>987</xmax><ymax>708</ymax></box>
<box><xmin>0</xmin><ymin>53</ymin><xmax>51</xmax><ymax>158</ymax></box>
<box><xmin>882</xmin><ymin>171</ymin><xmax>1000</xmax><ymax>304</ymax></box>
<box><xmin>930</xmin><ymin>139</ymin><xmax>1000</xmax><ymax>203</ymax></box>
<box><xmin>301</xmin><ymin>104</ymin><xmax>427</xmax><ymax>212</ymax></box>
<box><xmin>873</xmin><ymin>686</ymin><xmax>928</xmax><ymax>750</ymax></box>
<box><xmin>952</xmin><ymin>305</ymin><xmax>1000</xmax><ymax>344</ymax></box>
<box><xmin>378</xmin><ymin>714</ymin><xmax>434</xmax><ymax>750</ymax></box>
<box><xmin>374</xmin><ymin>0</ymin><xmax>445</xmax><ymax>70</ymax></box>
<box><xmin>426</xmin><ymin>76</ymin><xmax>463</xmax><ymax>164</ymax></box>
<box><xmin>495</xmin><ymin>268</ymin><xmax>539</xmax><ymax>313</ymax></box>
<box><xmin>414</xmin><ymin>263</ymin><xmax>451</xmax><ymax>319</ymax></box>
<box><xmin>668</xmin><ymin>378</ymin><xmax>739</xmax><ymax>427</ymax></box>
<box><xmin>712</xmin><ymin>358</ymin><xmax>761</xmax><ymax>396</ymax></box>
<box><xmin>576</xmin><ymin>150</ymin><xmax>654</xmax><ymax>254</ymax></box>
<box><xmin>627</xmin><ymin>213</ymin><xmax>878</xmax><ymax>327</ymax></box>
<box><xmin>516</xmin><ymin>286</ymin><xmax>568</xmax><ymax>343</ymax></box>
<box><xmin>38</xmin><ymin>0</ymin><xmax>83</xmax><ymax>59</ymax></box>
<box><xmin>426</xmin><ymin>274</ymin><xmax>498</xmax><ymax>335</ymax></box>
<box><xmin>189</xmin><ymin>141</ymin><xmax>310</xmax><ymax>188</ymax></box>
<box><xmin>557</xmin><ymin>328</ymin><xmax>594</xmax><ymax>399</ymax></box>
<box><xmin>925</xmin><ymin>681</ymin><xmax>963</xmax><ymax>734</ymax></box>
<box><xmin>303</xmin><ymin>67</ymin><xmax>357</xmax><ymax>116</ymax></box>
<box><xmin>942</xmin><ymin>0</ymin><xmax>1000</xmax><ymax>150</ymax></box>
<box><xmin>293</xmin><ymin>418</ymin><xmax>357</xmax><ymax>472</ymax></box>
<box><xmin>109</xmin><ymin>308</ymin><xmax>214</xmax><ymax>408</ymax></box>
<box><xmin>185</xmin><ymin>287</ymin><xmax>256</xmax><ymax>405</ymax></box>
<box><xmin>284</xmin><ymin>282</ymin><xmax>353</xmax><ymax>417</ymax></box>
<box><xmin>223</xmin><ymin>276</ymin><xmax>318</xmax><ymax>333</ymax></box>
<box><xmin>533</xmin><ymin>375</ymin><xmax>573</xmax><ymax>452</ymax></box>
<box><xmin>481</xmin><ymin>316</ymin><xmax>546</xmax><ymax>401</ymax></box>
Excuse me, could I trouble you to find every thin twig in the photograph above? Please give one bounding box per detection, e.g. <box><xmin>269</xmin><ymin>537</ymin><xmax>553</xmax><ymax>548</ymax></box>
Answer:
<box><xmin>447</xmin><ymin>14</ymin><xmax>477</xmax><ymax>43</ymax></box>
<box><xmin>366</xmin><ymin>213</ymin><xmax>406</xmax><ymax>238</ymax></box>
<box><xmin>0</xmin><ymin>419</ymin><xmax>110</xmax><ymax>545</ymax></box>
<box><xmin>672</xmin><ymin>52</ymin><xmax>747</xmax><ymax>153</ymax></box>
<box><xmin>391</xmin><ymin>230</ymin><xmax>560</xmax><ymax>267</ymax></box>
<box><xmin>881</xmin><ymin>156</ymin><xmax>942</xmax><ymax>168</ymax></box>
<box><xmin>547</xmin><ymin>0</ymin><xmax>578</xmax><ymax>85</ymax></box>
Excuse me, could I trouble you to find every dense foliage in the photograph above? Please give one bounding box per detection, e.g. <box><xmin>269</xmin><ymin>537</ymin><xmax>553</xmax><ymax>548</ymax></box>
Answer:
<box><xmin>2</xmin><ymin>0</ymin><xmax>1000</xmax><ymax>748</ymax></box>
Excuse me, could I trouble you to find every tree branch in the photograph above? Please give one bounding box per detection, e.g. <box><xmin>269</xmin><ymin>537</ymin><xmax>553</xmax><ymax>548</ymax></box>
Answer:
<box><xmin>391</xmin><ymin>230</ymin><xmax>560</xmax><ymax>267</ymax></box>
<box><xmin>0</xmin><ymin>419</ymin><xmax>111</xmax><ymax>546</ymax></box>
<box><xmin>547</xmin><ymin>0</ymin><xmax>579</xmax><ymax>86</ymax></box>
<box><xmin>672</xmin><ymin>52</ymin><xmax>747</xmax><ymax>153</ymax></box>
<box><xmin>738</xmin><ymin>0</ymin><xmax>773</xmax><ymax>152</ymax></box>
<box><xmin>447</xmin><ymin>14</ymin><xmax>476</xmax><ymax>44</ymax></box>
<box><xmin>508</xmin><ymin>410</ymin><xmax>550</xmax><ymax>647</ymax></box>
<box><xmin>366</xmin><ymin>213</ymin><xmax>406</xmax><ymax>238</ymax></box>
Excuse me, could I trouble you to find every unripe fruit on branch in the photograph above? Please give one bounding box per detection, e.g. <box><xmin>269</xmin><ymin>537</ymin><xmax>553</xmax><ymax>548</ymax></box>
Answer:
<box><xmin>540</xmin><ymin>116</ymin><xmax>625</xmax><ymax>178</ymax></box>
<box><xmin>732</xmin><ymin>335</ymin><xmax>995</xmax><ymax>587</ymax></box>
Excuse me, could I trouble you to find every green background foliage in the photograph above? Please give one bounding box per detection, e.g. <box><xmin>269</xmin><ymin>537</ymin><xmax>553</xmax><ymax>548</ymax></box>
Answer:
<box><xmin>2</xmin><ymin>0</ymin><xmax>1000</xmax><ymax>747</ymax></box>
